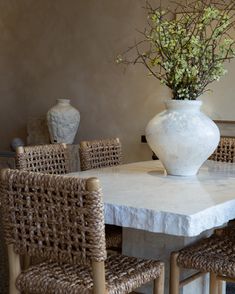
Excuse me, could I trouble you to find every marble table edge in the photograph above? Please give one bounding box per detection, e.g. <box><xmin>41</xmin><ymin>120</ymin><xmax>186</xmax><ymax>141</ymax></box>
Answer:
<box><xmin>104</xmin><ymin>202</ymin><xmax>233</xmax><ymax>237</ymax></box>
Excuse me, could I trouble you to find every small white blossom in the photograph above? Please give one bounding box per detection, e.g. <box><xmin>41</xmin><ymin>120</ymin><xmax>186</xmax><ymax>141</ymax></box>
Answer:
<box><xmin>117</xmin><ymin>0</ymin><xmax>235</xmax><ymax>100</ymax></box>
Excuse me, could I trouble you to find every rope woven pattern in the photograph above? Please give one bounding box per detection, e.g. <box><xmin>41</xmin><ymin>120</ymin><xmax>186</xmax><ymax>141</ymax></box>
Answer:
<box><xmin>177</xmin><ymin>230</ymin><xmax>235</xmax><ymax>277</ymax></box>
<box><xmin>1</xmin><ymin>169</ymin><xmax>164</xmax><ymax>293</ymax></box>
<box><xmin>1</xmin><ymin>169</ymin><xmax>106</xmax><ymax>264</ymax></box>
<box><xmin>16</xmin><ymin>253</ymin><xmax>164</xmax><ymax>294</ymax></box>
<box><xmin>105</xmin><ymin>225</ymin><xmax>122</xmax><ymax>250</ymax></box>
<box><xmin>79</xmin><ymin>138</ymin><xmax>123</xmax><ymax>171</ymax></box>
<box><xmin>210</xmin><ymin>136</ymin><xmax>235</xmax><ymax>163</ymax></box>
<box><xmin>16</xmin><ymin>144</ymin><xmax>70</xmax><ymax>174</ymax></box>
<box><xmin>79</xmin><ymin>138</ymin><xmax>123</xmax><ymax>251</ymax></box>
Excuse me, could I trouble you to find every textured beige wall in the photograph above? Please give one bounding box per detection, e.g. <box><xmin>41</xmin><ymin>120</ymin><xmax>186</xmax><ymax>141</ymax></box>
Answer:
<box><xmin>0</xmin><ymin>0</ymin><xmax>234</xmax><ymax>162</ymax></box>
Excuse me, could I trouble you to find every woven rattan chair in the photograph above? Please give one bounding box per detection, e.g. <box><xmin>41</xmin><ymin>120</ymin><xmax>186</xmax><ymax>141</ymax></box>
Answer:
<box><xmin>0</xmin><ymin>169</ymin><xmax>165</xmax><ymax>294</ymax></box>
<box><xmin>79</xmin><ymin>137</ymin><xmax>123</xmax><ymax>171</ymax></box>
<box><xmin>170</xmin><ymin>227</ymin><xmax>235</xmax><ymax>294</ymax></box>
<box><xmin>15</xmin><ymin>143</ymin><xmax>70</xmax><ymax>174</ymax></box>
<box><xmin>79</xmin><ymin>137</ymin><xmax>123</xmax><ymax>252</ymax></box>
<box><xmin>16</xmin><ymin>142</ymin><xmax>121</xmax><ymax>251</ymax></box>
<box><xmin>209</xmin><ymin>136</ymin><xmax>235</xmax><ymax>163</ymax></box>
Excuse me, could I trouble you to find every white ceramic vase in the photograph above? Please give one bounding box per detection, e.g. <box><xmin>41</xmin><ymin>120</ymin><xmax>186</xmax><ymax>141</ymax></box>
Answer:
<box><xmin>47</xmin><ymin>99</ymin><xmax>80</xmax><ymax>144</ymax></box>
<box><xmin>145</xmin><ymin>100</ymin><xmax>220</xmax><ymax>176</ymax></box>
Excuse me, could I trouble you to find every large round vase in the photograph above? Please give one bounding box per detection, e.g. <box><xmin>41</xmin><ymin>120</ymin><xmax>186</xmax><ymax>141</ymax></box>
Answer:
<box><xmin>47</xmin><ymin>99</ymin><xmax>80</xmax><ymax>144</ymax></box>
<box><xmin>145</xmin><ymin>100</ymin><xmax>220</xmax><ymax>176</ymax></box>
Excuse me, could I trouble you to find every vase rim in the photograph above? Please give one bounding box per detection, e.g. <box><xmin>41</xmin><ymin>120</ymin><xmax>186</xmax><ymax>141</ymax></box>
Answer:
<box><xmin>57</xmin><ymin>98</ymin><xmax>70</xmax><ymax>104</ymax></box>
<box><xmin>165</xmin><ymin>99</ymin><xmax>202</xmax><ymax>105</ymax></box>
<box><xmin>165</xmin><ymin>99</ymin><xmax>202</xmax><ymax>110</ymax></box>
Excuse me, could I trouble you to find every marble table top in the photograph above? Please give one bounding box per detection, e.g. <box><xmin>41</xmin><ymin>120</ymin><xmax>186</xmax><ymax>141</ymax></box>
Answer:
<box><xmin>69</xmin><ymin>160</ymin><xmax>235</xmax><ymax>237</ymax></box>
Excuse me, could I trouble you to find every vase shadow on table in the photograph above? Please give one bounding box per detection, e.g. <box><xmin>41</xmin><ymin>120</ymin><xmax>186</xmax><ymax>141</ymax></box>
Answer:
<box><xmin>147</xmin><ymin>170</ymin><xmax>167</xmax><ymax>177</ymax></box>
<box><xmin>147</xmin><ymin>170</ymin><xmax>197</xmax><ymax>179</ymax></box>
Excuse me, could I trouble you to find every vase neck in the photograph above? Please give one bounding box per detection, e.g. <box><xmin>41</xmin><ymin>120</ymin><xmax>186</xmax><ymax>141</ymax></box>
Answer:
<box><xmin>165</xmin><ymin>100</ymin><xmax>202</xmax><ymax>111</ymax></box>
<box><xmin>57</xmin><ymin>99</ymin><xmax>70</xmax><ymax>105</ymax></box>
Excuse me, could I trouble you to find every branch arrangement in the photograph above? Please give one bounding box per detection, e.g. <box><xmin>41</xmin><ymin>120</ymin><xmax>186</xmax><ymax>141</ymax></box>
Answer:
<box><xmin>117</xmin><ymin>0</ymin><xmax>235</xmax><ymax>100</ymax></box>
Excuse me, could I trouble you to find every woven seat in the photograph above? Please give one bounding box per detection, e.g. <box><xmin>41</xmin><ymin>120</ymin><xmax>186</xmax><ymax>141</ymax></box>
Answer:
<box><xmin>16</xmin><ymin>143</ymin><xmax>70</xmax><ymax>174</ymax></box>
<box><xmin>0</xmin><ymin>169</ymin><xmax>164</xmax><ymax>294</ymax></box>
<box><xmin>79</xmin><ymin>138</ymin><xmax>123</xmax><ymax>252</ymax></box>
<box><xmin>177</xmin><ymin>233</ymin><xmax>235</xmax><ymax>278</ymax></box>
<box><xmin>209</xmin><ymin>136</ymin><xmax>235</xmax><ymax>163</ymax></box>
<box><xmin>170</xmin><ymin>228</ymin><xmax>235</xmax><ymax>294</ymax></box>
<box><xmin>17</xmin><ymin>253</ymin><xmax>163</xmax><ymax>294</ymax></box>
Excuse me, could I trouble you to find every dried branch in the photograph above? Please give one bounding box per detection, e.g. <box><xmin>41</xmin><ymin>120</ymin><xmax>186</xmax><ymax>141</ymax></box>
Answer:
<box><xmin>116</xmin><ymin>0</ymin><xmax>235</xmax><ymax>100</ymax></box>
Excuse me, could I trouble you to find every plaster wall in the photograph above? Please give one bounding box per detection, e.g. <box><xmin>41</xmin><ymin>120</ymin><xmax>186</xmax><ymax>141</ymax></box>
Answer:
<box><xmin>0</xmin><ymin>0</ymin><xmax>234</xmax><ymax>162</ymax></box>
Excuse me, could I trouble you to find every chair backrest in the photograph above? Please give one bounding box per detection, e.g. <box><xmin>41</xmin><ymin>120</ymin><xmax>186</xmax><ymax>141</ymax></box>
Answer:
<box><xmin>0</xmin><ymin>169</ymin><xmax>106</xmax><ymax>265</ymax></box>
<box><xmin>15</xmin><ymin>143</ymin><xmax>70</xmax><ymax>174</ymax></box>
<box><xmin>79</xmin><ymin>138</ymin><xmax>123</xmax><ymax>171</ymax></box>
<box><xmin>210</xmin><ymin>136</ymin><xmax>235</xmax><ymax>163</ymax></box>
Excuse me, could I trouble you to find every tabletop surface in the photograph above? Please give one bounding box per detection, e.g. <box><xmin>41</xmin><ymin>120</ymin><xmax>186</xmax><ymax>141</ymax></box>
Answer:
<box><xmin>69</xmin><ymin>160</ymin><xmax>235</xmax><ymax>237</ymax></box>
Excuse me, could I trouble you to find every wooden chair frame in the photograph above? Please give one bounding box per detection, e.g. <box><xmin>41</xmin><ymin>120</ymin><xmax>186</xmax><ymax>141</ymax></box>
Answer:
<box><xmin>1</xmin><ymin>169</ymin><xmax>106</xmax><ymax>294</ymax></box>
<box><xmin>170</xmin><ymin>229</ymin><xmax>234</xmax><ymax>294</ymax></box>
<box><xmin>2</xmin><ymin>170</ymin><xmax>164</xmax><ymax>294</ymax></box>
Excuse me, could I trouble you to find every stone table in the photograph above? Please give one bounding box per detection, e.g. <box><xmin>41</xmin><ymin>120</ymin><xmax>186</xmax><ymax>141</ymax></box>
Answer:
<box><xmin>69</xmin><ymin>160</ymin><xmax>235</xmax><ymax>294</ymax></box>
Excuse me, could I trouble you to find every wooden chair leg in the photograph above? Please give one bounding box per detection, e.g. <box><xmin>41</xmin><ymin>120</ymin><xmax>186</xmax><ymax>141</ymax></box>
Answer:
<box><xmin>8</xmin><ymin>245</ymin><xmax>21</xmax><ymax>294</ymax></box>
<box><xmin>21</xmin><ymin>255</ymin><xmax>31</xmax><ymax>270</ymax></box>
<box><xmin>210</xmin><ymin>273</ymin><xmax>218</xmax><ymax>294</ymax></box>
<box><xmin>170</xmin><ymin>252</ymin><xmax>180</xmax><ymax>294</ymax></box>
<box><xmin>153</xmin><ymin>266</ymin><xmax>165</xmax><ymax>294</ymax></box>
<box><xmin>218</xmin><ymin>280</ymin><xmax>223</xmax><ymax>294</ymax></box>
<box><xmin>92</xmin><ymin>261</ymin><xmax>106</xmax><ymax>294</ymax></box>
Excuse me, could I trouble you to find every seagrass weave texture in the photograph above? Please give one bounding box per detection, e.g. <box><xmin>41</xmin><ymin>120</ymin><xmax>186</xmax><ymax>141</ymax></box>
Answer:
<box><xmin>1</xmin><ymin>169</ymin><xmax>106</xmax><ymax>264</ymax></box>
<box><xmin>210</xmin><ymin>136</ymin><xmax>235</xmax><ymax>163</ymax></box>
<box><xmin>16</xmin><ymin>252</ymin><xmax>164</xmax><ymax>294</ymax></box>
<box><xmin>16</xmin><ymin>144</ymin><xmax>70</xmax><ymax>174</ymax></box>
<box><xmin>1</xmin><ymin>169</ymin><xmax>164</xmax><ymax>294</ymax></box>
<box><xmin>79</xmin><ymin>138</ymin><xmax>123</xmax><ymax>171</ymax></box>
<box><xmin>105</xmin><ymin>225</ymin><xmax>122</xmax><ymax>250</ymax></box>
<box><xmin>79</xmin><ymin>138</ymin><xmax>123</xmax><ymax>251</ymax></box>
<box><xmin>177</xmin><ymin>228</ymin><xmax>235</xmax><ymax>278</ymax></box>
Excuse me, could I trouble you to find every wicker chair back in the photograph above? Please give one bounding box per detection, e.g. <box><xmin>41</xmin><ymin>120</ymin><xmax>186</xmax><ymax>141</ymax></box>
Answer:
<box><xmin>79</xmin><ymin>138</ymin><xmax>122</xmax><ymax>171</ymax></box>
<box><xmin>210</xmin><ymin>136</ymin><xmax>235</xmax><ymax>163</ymax></box>
<box><xmin>0</xmin><ymin>169</ymin><xmax>106</xmax><ymax>265</ymax></box>
<box><xmin>16</xmin><ymin>144</ymin><xmax>70</xmax><ymax>174</ymax></box>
